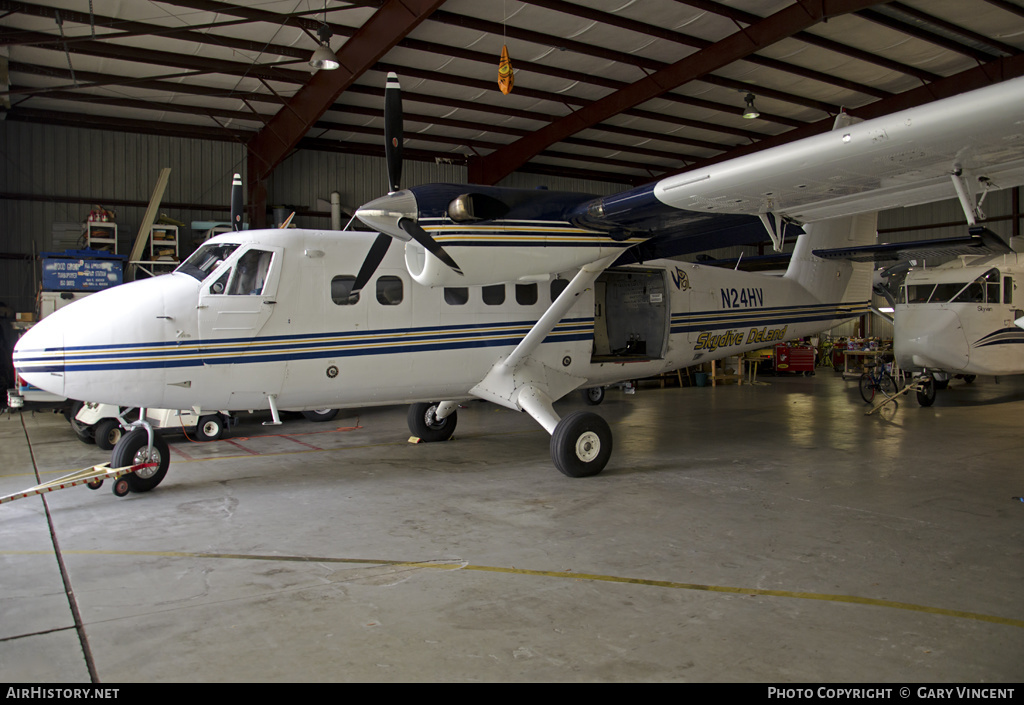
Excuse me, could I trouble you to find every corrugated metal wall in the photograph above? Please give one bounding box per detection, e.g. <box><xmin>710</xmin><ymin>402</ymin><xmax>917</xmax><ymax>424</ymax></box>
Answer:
<box><xmin>1</xmin><ymin>121</ymin><xmax>244</xmax><ymax>314</ymax></box>
<box><xmin>1</xmin><ymin>120</ymin><xmax>626</xmax><ymax>315</ymax></box>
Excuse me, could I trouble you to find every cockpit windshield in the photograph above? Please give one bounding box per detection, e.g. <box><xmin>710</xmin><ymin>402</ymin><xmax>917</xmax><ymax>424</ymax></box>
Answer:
<box><xmin>176</xmin><ymin>243</ymin><xmax>240</xmax><ymax>282</ymax></box>
<box><xmin>901</xmin><ymin>268</ymin><xmax>1001</xmax><ymax>305</ymax></box>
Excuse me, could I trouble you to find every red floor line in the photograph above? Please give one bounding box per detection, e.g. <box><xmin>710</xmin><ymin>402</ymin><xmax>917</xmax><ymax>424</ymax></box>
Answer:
<box><xmin>222</xmin><ymin>439</ymin><xmax>260</xmax><ymax>455</ymax></box>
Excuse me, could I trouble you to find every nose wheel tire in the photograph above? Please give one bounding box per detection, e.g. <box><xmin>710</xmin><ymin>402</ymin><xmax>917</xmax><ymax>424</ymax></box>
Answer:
<box><xmin>551</xmin><ymin>411</ymin><xmax>612</xmax><ymax>478</ymax></box>
<box><xmin>69</xmin><ymin>401</ymin><xmax>95</xmax><ymax>444</ymax></box>
<box><xmin>110</xmin><ymin>429</ymin><xmax>170</xmax><ymax>493</ymax></box>
<box><xmin>917</xmin><ymin>377</ymin><xmax>936</xmax><ymax>407</ymax></box>
<box><xmin>582</xmin><ymin>387</ymin><xmax>605</xmax><ymax>405</ymax></box>
<box><xmin>302</xmin><ymin>409</ymin><xmax>339</xmax><ymax>422</ymax></box>
<box><xmin>407</xmin><ymin>402</ymin><xmax>457</xmax><ymax>442</ymax></box>
<box><xmin>93</xmin><ymin>418</ymin><xmax>125</xmax><ymax>451</ymax></box>
<box><xmin>195</xmin><ymin>414</ymin><xmax>225</xmax><ymax>441</ymax></box>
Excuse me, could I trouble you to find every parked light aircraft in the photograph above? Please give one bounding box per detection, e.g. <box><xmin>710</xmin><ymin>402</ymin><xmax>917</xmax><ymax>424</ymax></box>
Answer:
<box><xmin>816</xmin><ymin>209</ymin><xmax>1024</xmax><ymax>408</ymax></box>
<box><xmin>892</xmin><ymin>253</ymin><xmax>1024</xmax><ymax>405</ymax></box>
<box><xmin>12</xmin><ymin>73</ymin><xmax>1024</xmax><ymax>493</ymax></box>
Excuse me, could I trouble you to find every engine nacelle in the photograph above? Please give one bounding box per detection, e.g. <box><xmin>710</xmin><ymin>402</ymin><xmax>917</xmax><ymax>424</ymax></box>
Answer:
<box><xmin>403</xmin><ymin>240</ymin><xmax>631</xmax><ymax>287</ymax></box>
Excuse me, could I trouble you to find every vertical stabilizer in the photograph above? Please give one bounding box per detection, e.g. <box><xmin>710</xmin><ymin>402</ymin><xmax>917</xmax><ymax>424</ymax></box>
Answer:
<box><xmin>784</xmin><ymin>212</ymin><xmax>876</xmax><ymax>305</ymax></box>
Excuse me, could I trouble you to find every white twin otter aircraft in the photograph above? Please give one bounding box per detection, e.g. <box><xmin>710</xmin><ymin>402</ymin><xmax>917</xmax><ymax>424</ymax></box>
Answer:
<box><xmin>13</xmin><ymin>74</ymin><xmax>1024</xmax><ymax>492</ymax></box>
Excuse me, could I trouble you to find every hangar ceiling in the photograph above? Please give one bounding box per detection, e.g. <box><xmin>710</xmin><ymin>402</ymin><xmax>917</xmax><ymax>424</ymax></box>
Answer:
<box><xmin>3</xmin><ymin>0</ymin><xmax>1024</xmax><ymax>204</ymax></box>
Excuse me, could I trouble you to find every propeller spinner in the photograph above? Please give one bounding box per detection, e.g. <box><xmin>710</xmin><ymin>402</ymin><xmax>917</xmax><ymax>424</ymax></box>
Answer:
<box><xmin>352</xmin><ymin>73</ymin><xmax>461</xmax><ymax>292</ymax></box>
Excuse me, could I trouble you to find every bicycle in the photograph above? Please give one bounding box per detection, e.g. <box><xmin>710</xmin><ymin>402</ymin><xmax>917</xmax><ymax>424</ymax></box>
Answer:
<box><xmin>858</xmin><ymin>359</ymin><xmax>897</xmax><ymax>404</ymax></box>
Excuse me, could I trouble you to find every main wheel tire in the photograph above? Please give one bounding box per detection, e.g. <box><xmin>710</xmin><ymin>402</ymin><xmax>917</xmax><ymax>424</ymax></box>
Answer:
<box><xmin>582</xmin><ymin>387</ymin><xmax>605</xmax><ymax>405</ymax></box>
<box><xmin>302</xmin><ymin>408</ymin><xmax>339</xmax><ymax>422</ymax></box>
<box><xmin>963</xmin><ymin>374</ymin><xmax>977</xmax><ymax>384</ymax></box>
<box><xmin>551</xmin><ymin>411</ymin><xmax>612</xmax><ymax>478</ymax></box>
<box><xmin>407</xmin><ymin>402</ymin><xmax>457</xmax><ymax>443</ymax></box>
<box><xmin>858</xmin><ymin>373</ymin><xmax>875</xmax><ymax>404</ymax></box>
<box><xmin>93</xmin><ymin>417</ymin><xmax>125</xmax><ymax>451</ymax></box>
<box><xmin>111</xmin><ymin>429</ymin><xmax>170</xmax><ymax>493</ymax></box>
<box><xmin>195</xmin><ymin>414</ymin><xmax>225</xmax><ymax>441</ymax></box>
<box><xmin>917</xmin><ymin>377</ymin><xmax>936</xmax><ymax>407</ymax></box>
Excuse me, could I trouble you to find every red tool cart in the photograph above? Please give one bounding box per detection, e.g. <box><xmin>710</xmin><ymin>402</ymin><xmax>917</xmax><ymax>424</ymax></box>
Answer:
<box><xmin>830</xmin><ymin>340</ymin><xmax>847</xmax><ymax>369</ymax></box>
<box><xmin>774</xmin><ymin>343</ymin><xmax>816</xmax><ymax>375</ymax></box>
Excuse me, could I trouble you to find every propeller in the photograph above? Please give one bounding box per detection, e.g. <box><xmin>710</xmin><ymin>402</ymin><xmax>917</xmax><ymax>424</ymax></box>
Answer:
<box><xmin>231</xmin><ymin>173</ymin><xmax>243</xmax><ymax>231</ymax></box>
<box><xmin>352</xmin><ymin>232</ymin><xmax>393</xmax><ymax>293</ymax></box>
<box><xmin>384</xmin><ymin>72</ymin><xmax>403</xmax><ymax>194</ymax></box>
<box><xmin>399</xmin><ymin>218</ymin><xmax>463</xmax><ymax>275</ymax></box>
<box><xmin>351</xmin><ymin>72</ymin><xmax>462</xmax><ymax>293</ymax></box>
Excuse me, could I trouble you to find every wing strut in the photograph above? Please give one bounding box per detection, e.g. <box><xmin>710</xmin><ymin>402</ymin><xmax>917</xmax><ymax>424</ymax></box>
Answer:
<box><xmin>950</xmin><ymin>169</ymin><xmax>982</xmax><ymax>226</ymax></box>
<box><xmin>470</xmin><ymin>254</ymin><xmax>618</xmax><ymax>429</ymax></box>
<box><xmin>758</xmin><ymin>212</ymin><xmax>790</xmax><ymax>252</ymax></box>
<box><xmin>950</xmin><ymin>167</ymin><xmax>999</xmax><ymax>227</ymax></box>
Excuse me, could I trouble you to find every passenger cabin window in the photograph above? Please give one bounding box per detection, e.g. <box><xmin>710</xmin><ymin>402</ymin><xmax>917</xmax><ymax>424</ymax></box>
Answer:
<box><xmin>178</xmin><ymin>243</ymin><xmax>239</xmax><ymax>282</ymax></box>
<box><xmin>482</xmin><ymin>284</ymin><xmax>505</xmax><ymax>305</ymax></box>
<box><xmin>331</xmin><ymin>276</ymin><xmax>359</xmax><ymax>305</ymax></box>
<box><xmin>1005</xmin><ymin>277</ymin><xmax>1014</xmax><ymax>305</ymax></box>
<box><xmin>444</xmin><ymin>287</ymin><xmax>469</xmax><ymax>305</ymax></box>
<box><xmin>227</xmin><ymin>249</ymin><xmax>273</xmax><ymax>295</ymax></box>
<box><xmin>516</xmin><ymin>283</ymin><xmax>538</xmax><ymax>306</ymax></box>
<box><xmin>376</xmin><ymin>276</ymin><xmax>403</xmax><ymax>306</ymax></box>
<box><xmin>551</xmin><ymin>279</ymin><xmax>569</xmax><ymax>301</ymax></box>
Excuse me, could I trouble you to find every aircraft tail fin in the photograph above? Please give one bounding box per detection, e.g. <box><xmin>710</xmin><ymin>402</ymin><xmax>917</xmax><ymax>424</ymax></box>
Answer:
<box><xmin>784</xmin><ymin>212</ymin><xmax>876</xmax><ymax>306</ymax></box>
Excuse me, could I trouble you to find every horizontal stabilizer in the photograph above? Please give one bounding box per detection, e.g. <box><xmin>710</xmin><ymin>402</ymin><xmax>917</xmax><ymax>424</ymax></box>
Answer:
<box><xmin>812</xmin><ymin>227</ymin><xmax>1012</xmax><ymax>263</ymax></box>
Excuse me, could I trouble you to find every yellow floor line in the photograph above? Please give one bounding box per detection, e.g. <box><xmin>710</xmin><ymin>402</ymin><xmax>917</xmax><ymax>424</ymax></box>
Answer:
<box><xmin>7</xmin><ymin>548</ymin><xmax>1021</xmax><ymax>630</ymax></box>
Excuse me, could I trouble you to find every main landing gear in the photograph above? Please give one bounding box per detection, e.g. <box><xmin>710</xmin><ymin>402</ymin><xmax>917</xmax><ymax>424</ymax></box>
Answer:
<box><xmin>550</xmin><ymin>411</ymin><xmax>612</xmax><ymax>478</ymax></box>
<box><xmin>405</xmin><ymin>398</ymin><xmax>612</xmax><ymax>477</ymax></box>
<box><xmin>407</xmin><ymin>401</ymin><xmax>458</xmax><ymax>442</ymax></box>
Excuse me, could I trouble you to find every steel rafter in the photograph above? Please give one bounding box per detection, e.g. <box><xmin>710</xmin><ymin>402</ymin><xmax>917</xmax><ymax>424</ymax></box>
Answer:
<box><xmin>646</xmin><ymin>53</ymin><xmax>1024</xmax><ymax>186</ymax></box>
<box><xmin>245</xmin><ymin>0</ymin><xmax>445</xmax><ymax>226</ymax></box>
<box><xmin>469</xmin><ymin>0</ymin><xmax>892</xmax><ymax>185</ymax></box>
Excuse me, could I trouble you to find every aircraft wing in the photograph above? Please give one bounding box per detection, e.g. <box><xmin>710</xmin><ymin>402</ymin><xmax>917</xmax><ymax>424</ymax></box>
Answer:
<box><xmin>573</xmin><ymin>75</ymin><xmax>1024</xmax><ymax>248</ymax></box>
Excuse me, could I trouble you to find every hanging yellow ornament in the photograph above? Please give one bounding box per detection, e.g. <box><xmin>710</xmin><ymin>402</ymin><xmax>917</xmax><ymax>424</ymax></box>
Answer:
<box><xmin>498</xmin><ymin>44</ymin><xmax>514</xmax><ymax>95</ymax></box>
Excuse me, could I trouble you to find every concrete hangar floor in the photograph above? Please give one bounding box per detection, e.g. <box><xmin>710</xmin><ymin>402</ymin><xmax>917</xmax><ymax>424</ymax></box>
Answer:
<box><xmin>1</xmin><ymin>372</ymin><xmax>1021</xmax><ymax>683</ymax></box>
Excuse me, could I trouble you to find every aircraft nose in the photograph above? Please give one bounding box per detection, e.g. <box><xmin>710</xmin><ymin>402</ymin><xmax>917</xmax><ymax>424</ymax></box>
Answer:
<box><xmin>12</xmin><ymin>314</ymin><xmax>66</xmax><ymax>398</ymax></box>
<box><xmin>895</xmin><ymin>308</ymin><xmax>970</xmax><ymax>371</ymax></box>
<box><xmin>355</xmin><ymin>189</ymin><xmax>417</xmax><ymax>241</ymax></box>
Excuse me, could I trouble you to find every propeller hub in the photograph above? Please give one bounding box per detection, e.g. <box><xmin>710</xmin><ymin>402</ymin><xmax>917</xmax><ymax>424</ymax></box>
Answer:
<box><xmin>355</xmin><ymin>189</ymin><xmax>417</xmax><ymax>242</ymax></box>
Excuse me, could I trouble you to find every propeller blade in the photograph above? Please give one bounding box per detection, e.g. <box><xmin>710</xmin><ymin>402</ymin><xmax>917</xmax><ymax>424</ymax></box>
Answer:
<box><xmin>399</xmin><ymin>218</ymin><xmax>463</xmax><ymax>276</ymax></box>
<box><xmin>231</xmin><ymin>173</ymin><xmax>243</xmax><ymax>231</ymax></box>
<box><xmin>384</xmin><ymin>72</ymin><xmax>403</xmax><ymax>193</ymax></box>
<box><xmin>352</xmin><ymin>234</ymin><xmax>392</xmax><ymax>293</ymax></box>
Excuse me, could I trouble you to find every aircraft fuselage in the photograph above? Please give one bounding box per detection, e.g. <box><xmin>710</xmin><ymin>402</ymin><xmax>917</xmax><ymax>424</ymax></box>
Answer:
<box><xmin>13</xmin><ymin>227</ymin><xmax>867</xmax><ymax>414</ymax></box>
<box><xmin>894</xmin><ymin>254</ymin><xmax>1024</xmax><ymax>376</ymax></box>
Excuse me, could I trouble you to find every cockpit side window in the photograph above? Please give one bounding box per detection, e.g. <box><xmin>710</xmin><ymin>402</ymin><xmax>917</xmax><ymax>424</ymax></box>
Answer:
<box><xmin>905</xmin><ymin>268</ymin><xmax>1002</xmax><ymax>305</ymax></box>
<box><xmin>984</xmin><ymin>269</ymin><xmax>1001</xmax><ymax>303</ymax></box>
<box><xmin>227</xmin><ymin>249</ymin><xmax>274</xmax><ymax>295</ymax></box>
<box><xmin>210</xmin><ymin>269</ymin><xmax>231</xmax><ymax>295</ymax></box>
<box><xmin>904</xmin><ymin>283</ymin><xmax>935</xmax><ymax>304</ymax></box>
<box><xmin>177</xmin><ymin>243</ymin><xmax>240</xmax><ymax>282</ymax></box>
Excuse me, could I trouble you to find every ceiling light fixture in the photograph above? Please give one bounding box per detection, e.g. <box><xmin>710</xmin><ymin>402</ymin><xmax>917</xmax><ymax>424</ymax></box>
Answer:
<box><xmin>742</xmin><ymin>92</ymin><xmax>760</xmax><ymax>119</ymax></box>
<box><xmin>310</xmin><ymin>2</ymin><xmax>338</xmax><ymax>71</ymax></box>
